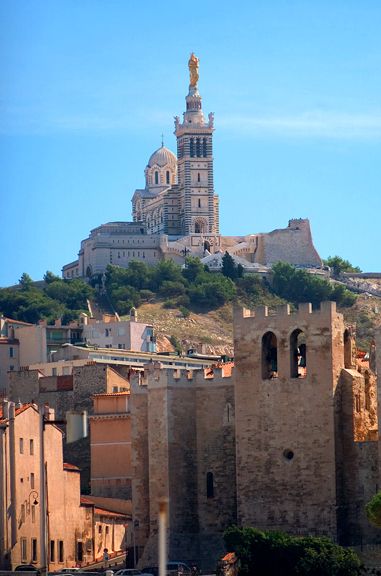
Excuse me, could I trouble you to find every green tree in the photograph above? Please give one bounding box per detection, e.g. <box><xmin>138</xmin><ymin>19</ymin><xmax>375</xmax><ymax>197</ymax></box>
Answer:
<box><xmin>224</xmin><ymin>526</ymin><xmax>361</xmax><ymax>576</ymax></box>
<box><xmin>366</xmin><ymin>491</ymin><xmax>381</xmax><ymax>528</ymax></box>
<box><xmin>19</xmin><ymin>272</ymin><xmax>33</xmax><ymax>289</ymax></box>
<box><xmin>182</xmin><ymin>257</ymin><xmax>207</xmax><ymax>282</ymax></box>
<box><xmin>222</xmin><ymin>252</ymin><xmax>244</xmax><ymax>280</ymax></box>
<box><xmin>324</xmin><ymin>256</ymin><xmax>361</xmax><ymax>278</ymax></box>
<box><xmin>272</xmin><ymin>262</ymin><xmax>356</xmax><ymax>308</ymax></box>
<box><xmin>43</xmin><ymin>270</ymin><xmax>61</xmax><ymax>284</ymax></box>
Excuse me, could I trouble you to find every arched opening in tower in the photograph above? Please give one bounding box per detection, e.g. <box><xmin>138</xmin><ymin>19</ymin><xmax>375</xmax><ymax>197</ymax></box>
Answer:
<box><xmin>290</xmin><ymin>329</ymin><xmax>307</xmax><ymax>378</ymax></box>
<box><xmin>262</xmin><ymin>331</ymin><xmax>278</xmax><ymax>379</ymax></box>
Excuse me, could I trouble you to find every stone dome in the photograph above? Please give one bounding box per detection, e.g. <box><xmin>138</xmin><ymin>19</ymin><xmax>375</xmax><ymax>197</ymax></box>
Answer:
<box><xmin>147</xmin><ymin>145</ymin><xmax>177</xmax><ymax>168</ymax></box>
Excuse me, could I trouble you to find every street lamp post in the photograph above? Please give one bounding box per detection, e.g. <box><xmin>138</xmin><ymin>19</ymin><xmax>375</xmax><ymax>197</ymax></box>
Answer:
<box><xmin>181</xmin><ymin>246</ymin><xmax>190</xmax><ymax>265</ymax></box>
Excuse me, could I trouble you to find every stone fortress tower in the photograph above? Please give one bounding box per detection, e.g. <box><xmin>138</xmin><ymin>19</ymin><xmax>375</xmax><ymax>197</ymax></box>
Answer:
<box><xmin>233</xmin><ymin>302</ymin><xmax>380</xmax><ymax>547</ymax></box>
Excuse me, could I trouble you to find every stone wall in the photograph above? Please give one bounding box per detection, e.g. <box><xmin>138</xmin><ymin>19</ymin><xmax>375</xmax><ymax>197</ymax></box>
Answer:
<box><xmin>131</xmin><ymin>364</ymin><xmax>235</xmax><ymax>571</ymax></box>
<box><xmin>234</xmin><ymin>302</ymin><xmax>342</xmax><ymax>539</ymax></box>
<box><xmin>255</xmin><ymin>219</ymin><xmax>322</xmax><ymax>267</ymax></box>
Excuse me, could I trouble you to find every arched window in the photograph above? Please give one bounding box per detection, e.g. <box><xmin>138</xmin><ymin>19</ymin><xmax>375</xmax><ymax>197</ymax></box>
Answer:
<box><xmin>166</xmin><ymin>170</ymin><xmax>170</xmax><ymax>184</ymax></box>
<box><xmin>262</xmin><ymin>331</ymin><xmax>278</xmax><ymax>379</ymax></box>
<box><xmin>206</xmin><ymin>472</ymin><xmax>214</xmax><ymax>498</ymax></box>
<box><xmin>154</xmin><ymin>171</ymin><xmax>159</xmax><ymax>185</ymax></box>
<box><xmin>198</xmin><ymin>198</ymin><xmax>201</xmax><ymax>208</ymax></box>
<box><xmin>195</xmin><ymin>222</ymin><xmax>201</xmax><ymax>233</ymax></box>
<box><xmin>196</xmin><ymin>138</ymin><xmax>201</xmax><ymax>157</ymax></box>
<box><xmin>197</xmin><ymin>172</ymin><xmax>201</xmax><ymax>183</ymax></box>
<box><xmin>290</xmin><ymin>329</ymin><xmax>307</xmax><ymax>378</ymax></box>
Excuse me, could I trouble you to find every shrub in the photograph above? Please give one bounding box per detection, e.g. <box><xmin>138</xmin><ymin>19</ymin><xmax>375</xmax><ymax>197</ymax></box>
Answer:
<box><xmin>179</xmin><ymin>306</ymin><xmax>190</xmax><ymax>318</ymax></box>
<box><xmin>224</xmin><ymin>526</ymin><xmax>361</xmax><ymax>576</ymax></box>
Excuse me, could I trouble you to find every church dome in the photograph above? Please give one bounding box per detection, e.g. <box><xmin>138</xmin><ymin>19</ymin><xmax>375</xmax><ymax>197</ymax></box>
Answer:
<box><xmin>147</xmin><ymin>145</ymin><xmax>177</xmax><ymax>168</ymax></box>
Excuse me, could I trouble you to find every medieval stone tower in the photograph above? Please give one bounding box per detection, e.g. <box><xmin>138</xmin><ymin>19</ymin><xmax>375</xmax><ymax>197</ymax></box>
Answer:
<box><xmin>174</xmin><ymin>53</ymin><xmax>219</xmax><ymax>236</ymax></box>
<box><xmin>233</xmin><ymin>301</ymin><xmax>379</xmax><ymax>542</ymax></box>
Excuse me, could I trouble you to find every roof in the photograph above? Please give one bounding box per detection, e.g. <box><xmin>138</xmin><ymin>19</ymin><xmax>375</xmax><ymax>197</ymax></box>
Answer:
<box><xmin>92</xmin><ymin>391</ymin><xmax>129</xmax><ymax>397</ymax></box>
<box><xmin>0</xmin><ymin>403</ymin><xmax>37</xmax><ymax>424</ymax></box>
<box><xmin>2</xmin><ymin>317</ymin><xmax>33</xmax><ymax>326</ymax></box>
<box><xmin>80</xmin><ymin>496</ymin><xmax>131</xmax><ymax>518</ymax></box>
<box><xmin>147</xmin><ymin>145</ymin><xmax>176</xmax><ymax>168</ymax></box>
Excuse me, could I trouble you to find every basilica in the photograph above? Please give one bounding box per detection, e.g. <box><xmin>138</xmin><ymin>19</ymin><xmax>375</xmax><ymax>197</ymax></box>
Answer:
<box><xmin>62</xmin><ymin>54</ymin><xmax>321</xmax><ymax>279</ymax></box>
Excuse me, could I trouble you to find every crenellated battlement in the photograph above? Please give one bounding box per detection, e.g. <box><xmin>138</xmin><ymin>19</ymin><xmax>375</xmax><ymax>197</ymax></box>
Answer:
<box><xmin>234</xmin><ymin>301</ymin><xmax>337</xmax><ymax>328</ymax></box>
<box><xmin>141</xmin><ymin>362</ymin><xmax>232</xmax><ymax>389</ymax></box>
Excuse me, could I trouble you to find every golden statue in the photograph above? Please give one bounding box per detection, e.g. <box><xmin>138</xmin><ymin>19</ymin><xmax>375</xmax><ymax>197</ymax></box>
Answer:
<box><xmin>188</xmin><ymin>52</ymin><xmax>199</xmax><ymax>87</ymax></box>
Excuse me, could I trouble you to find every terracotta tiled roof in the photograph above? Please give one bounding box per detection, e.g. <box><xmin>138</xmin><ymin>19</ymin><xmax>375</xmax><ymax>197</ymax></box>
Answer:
<box><xmin>3</xmin><ymin>318</ymin><xmax>33</xmax><ymax>326</ymax></box>
<box><xmin>0</xmin><ymin>403</ymin><xmax>37</xmax><ymax>424</ymax></box>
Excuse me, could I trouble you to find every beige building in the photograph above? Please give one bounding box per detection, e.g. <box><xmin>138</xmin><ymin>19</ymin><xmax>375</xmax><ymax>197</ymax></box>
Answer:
<box><xmin>0</xmin><ymin>401</ymin><xmax>129</xmax><ymax>570</ymax></box>
<box><xmin>62</xmin><ymin>55</ymin><xmax>321</xmax><ymax>280</ymax></box>
<box><xmin>90</xmin><ymin>392</ymin><xmax>131</xmax><ymax>499</ymax></box>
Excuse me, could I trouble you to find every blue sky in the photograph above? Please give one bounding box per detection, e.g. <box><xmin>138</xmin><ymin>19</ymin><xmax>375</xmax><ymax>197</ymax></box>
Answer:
<box><xmin>1</xmin><ymin>0</ymin><xmax>380</xmax><ymax>286</ymax></box>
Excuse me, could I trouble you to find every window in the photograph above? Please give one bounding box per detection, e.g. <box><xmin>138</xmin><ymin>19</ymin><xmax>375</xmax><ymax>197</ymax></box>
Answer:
<box><xmin>30</xmin><ymin>439</ymin><xmax>34</xmax><ymax>455</ymax></box>
<box><xmin>203</xmin><ymin>138</ymin><xmax>207</xmax><ymax>157</ymax></box>
<box><xmin>52</xmin><ymin>368</ymin><xmax>57</xmax><ymax>376</ymax></box>
<box><xmin>198</xmin><ymin>198</ymin><xmax>201</xmax><ymax>208</ymax></box>
<box><xmin>19</xmin><ymin>438</ymin><xmax>24</xmax><ymax>454</ymax></box>
<box><xmin>9</xmin><ymin>346</ymin><xmax>14</xmax><ymax>358</ymax></box>
<box><xmin>31</xmin><ymin>505</ymin><xmax>36</xmax><ymax>523</ymax></box>
<box><xmin>50</xmin><ymin>540</ymin><xmax>55</xmax><ymax>563</ymax></box>
<box><xmin>290</xmin><ymin>329</ymin><xmax>307</xmax><ymax>378</ymax></box>
<box><xmin>206</xmin><ymin>472</ymin><xmax>214</xmax><ymax>498</ymax></box>
<box><xmin>262</xmin><ymin>332</ymin><xmax>278</xmax><ymax>379</ymax></box>
<box><xmin>155</xmin><ymin>171</ymin><xmax>159</xmax><ymax>185</ymax></box>
<box><xmin>98</xmin><ymin>525</ymin><xmax>102</xmax><ymax>534</ymax></box>
<box><xmin>197</xmin><ymin>172</ymin><xmax>200</xmax><ymax>183</ymax></box>
<box><xmin>31</xmin><ymin>538</ymin><xmax>38</xmax><ymax>562</ymax></box>
<box><xmin>105</xmin><ymin>525</ymin><xmax>109</xmax><ymax>534</ymax></box>
<box><xmin>58</xmin><ymin>540</ymin><xmax>64</xmax><ymax>563</ymax></box>
<box><xmin>76</xmin><ymin>541</ymin><xmax>83</xmax><ymax>562</ymax></box>
<box><xmin>21</xmin><ymin>504</ymin><xmax>26</xmax><ymax>523</ymax></box>
<box><xmin>30</xmin><ymin>472</ymin><xmax>35</xmax><ymax>489</ymax></box>
<box><xmin>166</xmin><ymin>170</ymin><xmax>170</xmax><ymax>184</ymax></box>
<box><xmin>21</xmin><ymin>538</ymin><xmax>28</xmax><ymax>562</ymax></box>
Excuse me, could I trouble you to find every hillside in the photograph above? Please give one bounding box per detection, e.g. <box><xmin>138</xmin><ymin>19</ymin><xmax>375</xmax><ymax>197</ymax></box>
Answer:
<box><xmin>130</xmin><ymin>302</ymin><xmax>235</xmax><ymax>356</ymax></box>
<box><xmin>2</xmin><ymin>261</ymin><xmax>380</xmax><ymax>355</ymax></box>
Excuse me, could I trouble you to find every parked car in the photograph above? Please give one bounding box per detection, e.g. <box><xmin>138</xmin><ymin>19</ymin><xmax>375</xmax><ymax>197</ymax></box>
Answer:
<box><xmin>14</xmin><ymin>566</ymin><xmax>41</xmax><ymax>575</ymax></box>
<box><xmin>141</xmin><ymin>563</ymin><xmax>191</xmax><ymax>576</ymax></box>
<box><xmin>115</xmin><ymin>570</ymin><xmax>142</xmax><ymax>576</ymax></box>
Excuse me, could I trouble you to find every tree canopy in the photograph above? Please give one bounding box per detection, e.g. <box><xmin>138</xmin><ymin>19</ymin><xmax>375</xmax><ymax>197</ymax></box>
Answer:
<box><xmin>271</xmin><ymin>262</ymin><xmax>356</xmax><ymax>308</ymax></box>
<box><xmin>224</xmin><ymin>526</ymin><xmax>361</xmax><ymax>576</ymax></box>
<box><xmin>323</xmin><ymin>256</ymin><xmax>361</xmax><ymax>278</ymax></box>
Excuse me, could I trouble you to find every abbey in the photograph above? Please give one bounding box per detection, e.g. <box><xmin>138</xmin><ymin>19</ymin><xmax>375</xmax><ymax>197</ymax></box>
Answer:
<box><xmin>62</xmin><ymin>55</ymin><xmax>321</xmax><ymax>279</ymax></box>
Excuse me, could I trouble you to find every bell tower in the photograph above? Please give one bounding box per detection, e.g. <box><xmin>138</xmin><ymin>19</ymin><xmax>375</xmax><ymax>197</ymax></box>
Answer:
<box><xmin>174</xmin><ymin>54</ymin><xmax>219</xmax><ymax>237</ymax></box>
